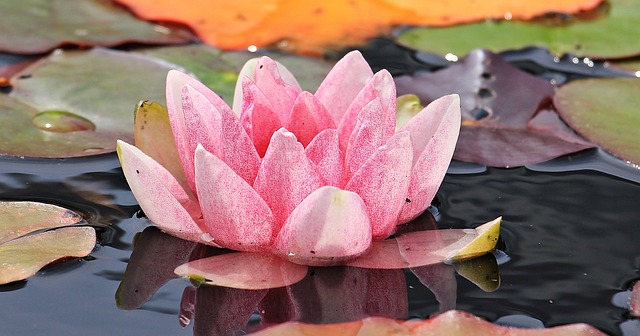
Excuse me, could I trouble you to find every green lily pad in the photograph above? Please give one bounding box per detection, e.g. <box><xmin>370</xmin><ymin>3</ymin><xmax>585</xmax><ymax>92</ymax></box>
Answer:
<box><xmin>396</xmin><ymin>0</ymin><xmax>640</xmax><ymax>59</ymax></box>
<box><xmin>137</xmin><ymin>44</ymin><xmax>335</xmax><ymax>105</ymax></box>
<box><xmin>1</xmin><ymin>48</ymin><xmax>182</xmax><ymax>158</ymax></box>
<box><xmin>0</xmin><ymin>0</ymin><xmax>193</xmax><ymax>54</ymax></box>
<box><xmin>0</xmin><ymin>201</ymin><xmax>95</xmax><ymax>285</ymax></box>
<box><xmin>554</xmin><ymin>77</ymin><xmax>640</xmax><ymax>166</ymax></box>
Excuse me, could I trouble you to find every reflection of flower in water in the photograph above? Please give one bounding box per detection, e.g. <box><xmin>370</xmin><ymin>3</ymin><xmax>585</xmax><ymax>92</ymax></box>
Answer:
<box><xmin>117</xmin><ymin>50</ymin><xmax>465</xmax><ymax>267</ymax></box>
<box><xmin>116</xmin><ymin>212</ymin><xmax>501</xmax><ymax>336</ymax></box>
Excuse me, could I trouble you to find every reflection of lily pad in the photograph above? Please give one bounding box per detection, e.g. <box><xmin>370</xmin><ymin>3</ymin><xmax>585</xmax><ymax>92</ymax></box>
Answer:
<box><xmin>0</xmin><ymin>0</ymin><xmax>193</xmax><ymax>54</ymax></box>
<box><xmin>137</xmin><ymin>44</ymin><xmax>334</xmax><ymax>105</ymax></box>
<box><xmin>397</xmin><ymin>0</ymin><xmax>640</xmax><ymax>59</ymax></box>
<box><xmin>395</xmin><ymin>50</ymin><xmax>594</xmax><ymax>167</ymax></box>
<box><xmin>0</xmin><ymin>201</ymin><xmax>95</xmax><ymax>285</ymax></box>
<box><xmin>1</xmin><ymin>48</ymin><xmax>181</xmax><ymax>158</ymax></box>
<box><xmin>554</xmin><ymin>77</ymin><xmax>640</xmax><ymax>165</ymax></box>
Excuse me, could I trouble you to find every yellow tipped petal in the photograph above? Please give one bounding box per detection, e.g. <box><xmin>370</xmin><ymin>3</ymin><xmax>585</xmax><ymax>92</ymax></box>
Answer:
<box><xmin>446</xmin><ymin>216</ymin><xmax>501</xmax><ymax>263</ymax></box>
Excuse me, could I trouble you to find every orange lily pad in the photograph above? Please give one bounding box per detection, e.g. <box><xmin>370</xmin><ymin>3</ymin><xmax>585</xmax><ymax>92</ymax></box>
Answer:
<box><xmin>114</xmin><ymin>0</ymin><xmax>602</xmax><ymax>54</ymax></box>
<box><xmin>0</xmin><ymin>201</ymin><xmax>95</xmax><ymax>285</ymax></box>
<box><xmin>249</xmin><ymin>310</ymin><xmax>606</xmax><ymax>336</ymax></box>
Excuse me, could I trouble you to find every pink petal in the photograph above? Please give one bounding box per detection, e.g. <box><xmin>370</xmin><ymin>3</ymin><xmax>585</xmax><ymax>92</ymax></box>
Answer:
<box><xmin>345</xmin><ymin>132</ymin><xmax>413</xmax><ymax>240</ymax></box>
<box><xmin>345</xmin><ymin>230</ymin><xmax>464</xmax><ymax>269</ymax></box>
<box><xmin>178</xmin><ymin>286</ymin><xmax>196</xmax><ymax>327</ymax></box>
<box><xmin>253</xmin><ymin>128</ymin><xmax>325</xmax><ymax>229</ymax></box>
<box><xmin>254</xmin><ymin>57</ymin><xmax>301</xmax><ymax>124</ymax></box>
<box><xmin>337</xmin><ymin>70</ymin><xmax>396</xmax><ymax>154</ymax></box>
<box><xmin>233</xmin><ymin>58</ymin><xmax>259</xmax><ymax>115</ymax></box>
<box><xmin>240</xmin><ymin>77</ymin><xmax>283</xmax><ymax>157</ymax></box>
<box><xmin>305</xmin><ymin>129</ymin><xmax>343</xmax><ymax>186</ymax></box>
<box><xmin>116</xmin><ymin>140</ymin><xmax>211</xmax><ymax>245</ymax></box>
<box><xmin>166</xmin><ymin>70</ymin><xmax>229</xmax><ymax>192</ymax></box>
<box><xmin>398</xmin><ymin>94</ymin><xmax>461</xmax><ymax>224</ymax></box>
<box><xmin>174</xmin><ymin>252</ymin><xmax>308</xmax><ymax>289</ymax></box>
<box><xmin>181</xmin><ymin>84</ymin><xmax>262</xmax><ymax>186</ymax></box>
<box><xmin>272</xmin><ymin>186</ymin><xmax>372</xmax><ymax>266</ymax></box>
<box><xmin>315</xmin><ymin>50</ymin><xmax>373</xmax><ymax>124</ymax></box>
<box><xmin>286</xmin><ymin>91</ymin><xmax>336</xmax><ymax>147</ymax></box>
<box><xmin>194</xmin><ymin>145</ymin><xmax>275</xmax><ymax>251</ymax></box>
<box><xmin>411</xmin><ymin>263</ymin><xmax>457</xmax><ymax>313</ymax></box>
<box><xmin>343</xmin><ymin>98</ymin><xmax>385</xmax><ymax>181</ymax></box>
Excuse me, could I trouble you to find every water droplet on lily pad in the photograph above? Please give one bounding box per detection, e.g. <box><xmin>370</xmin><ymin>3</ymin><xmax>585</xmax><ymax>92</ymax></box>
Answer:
<box><xmin>32</xmin><ymin>111</ymin><xmax>95</xmax><ymax>133</ymax></box>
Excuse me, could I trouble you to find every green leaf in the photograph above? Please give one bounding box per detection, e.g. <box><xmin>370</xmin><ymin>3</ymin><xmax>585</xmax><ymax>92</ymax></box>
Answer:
<box><xmin>0</xmin><ymin>201</ymin><xmax>95</xmax><ymax>285</ymax></box>
<box><xmin>0</xmin><ymin>0</ymin><xmax>192</xmax><ymax>54</ymax></box>
<box><xmin>137</xmin><ymin>44</ymin><xmax>335</xmax><ymax>105</ymax></box>
<box><xmin>554</xmin><ymin>77</ymin><xmax>640</xmax><ymax>166</ymax></box>
<box><xmin>1</xmin><ymin>48</ymin><xmax>181</xmax><ymax>158</ymax></box>
<box><xmin>396</xmin><ymin>0</ymin><xmax>640</xmax><ymax>59</ymax></box>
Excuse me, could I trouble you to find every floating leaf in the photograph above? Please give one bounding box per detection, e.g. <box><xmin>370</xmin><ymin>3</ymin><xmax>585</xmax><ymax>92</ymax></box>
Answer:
<box><xmin>249</xmin><ymin>310</ymin><xmax>606</xmax><ymax>336</ymax></box>
<box><xmin>397</xmin><ymin>0</ymin><xmax>640</xmax><ymax>59</ymax></box>
<box><xmin>0</xmin><ymin>0</ymin><xmax>192</xmax><ymax>54</ymax></box>
<box><xmin>137</xmin><ymin>44</ymin><xmax>334</xmax><ymax>105</ymax></box>
<box><xmin>115</xmin><ymin>0</ymin><xmax>600</xmax><ymax>55</ymax></box>
<box><xmin>395</xmin><ymin>49</ymin><xmax>594</xmax><ymax>167</ymax></box>
<box><xmin>0</xmin><ymin>201</ymin><xmax>95</xmax><ymax>285</ymax></box>
<box><xmin>1</xmin><ymin>48</ymin><xmax>181</xmax><ymax>158</ymax></box>
<box><xmin>554</xmin><ymin>77</ymin><xmax>640</xmax><ymax>166</ymax></box>
<box><xmin>0</xmin><ymin>201</ymin><xmax>81</xmax><ymax>245</ymax></box>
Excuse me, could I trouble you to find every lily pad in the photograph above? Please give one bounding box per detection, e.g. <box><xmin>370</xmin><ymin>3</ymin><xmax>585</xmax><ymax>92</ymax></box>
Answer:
<box><xmin>250</xmin><ymin>310</ymin><xmax>606</xmax><ymax>336</ymax></box>
<box><xmin>396</xmin><ymin>0</ymin><xmax>640</xmax><ymax>59</ymax></box>
<box><xmin>115</xmin><ymin>0</ymin><xmax>599</xmax><ymax>55</ymax></box>
<box><xmin>395</xmin><ymin>49</ymin><xmax>594</xmax><ymax>167</ymax></box>
<box><xmin>0</xmin><ymin>201</ymin><xmax>95</xmax><ymax>285</ymax></box>
<box><xmin>554</xmin><ymin>77</ymin><xmax>640</xmax><ymax>166</ymax></box>
<box><xmin>136</xmin><ymin>44</ymin><xmax>334</xmax><ymax>105</ymax></box>
<box><xmin>0</xmin><ymin>0</ymin><xmax>193</xmax><ymax>54</ymax></box>
<box><xmin>1</xmin><ymin>48</ymin><xmax>182</xmax><ymax>158</ymax></box>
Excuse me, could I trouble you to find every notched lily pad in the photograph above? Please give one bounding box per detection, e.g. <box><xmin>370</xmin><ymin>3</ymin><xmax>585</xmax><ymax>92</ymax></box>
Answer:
<box><xmin>554</xmin><ymin>77</ymin><xmax>640</xmax><ymax>166</ymax></box>
<box><xmin>0</xmin><ymin>201</ymin><xmax>96</xmax><ymax>285</ymax></box>
<box><xmin>0</xmin><ymin>0</ymin><xmax>193</xmax><ymax>54</ymax></box>
<box><xmin>396</xmin><ymin>0</ymin><xmax>640</xmax><ymax>59</ymax></box>
<box><xmin>395</xmin><ymin>49</ymin><xmax>594</xmax><ymax>167</ymax></box>
<box><xmin>1</xmin><ymin>48</ymin><xmax>182</xmax><ymax>158</ymax></box>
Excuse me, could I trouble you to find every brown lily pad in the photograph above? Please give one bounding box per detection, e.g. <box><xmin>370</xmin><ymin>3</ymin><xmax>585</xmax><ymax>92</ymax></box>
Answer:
<box><xmin>395</xmin><ymin>49</ymin><xmax>594</xmax><ymax>167</ymax></box>
<box><xmin>0</xmin><ymin>0</ymin><xmax>193</xmax><ymax>54</ymax></box>
<box><xmin>0</xmin><ymin>201</ymin><xmax>95</xmax><ymax>285</ymax></box>
<box><xmin>1</xmin><ymin>48</ymin><xmax>183</xmax><ymax>158</ymax></box>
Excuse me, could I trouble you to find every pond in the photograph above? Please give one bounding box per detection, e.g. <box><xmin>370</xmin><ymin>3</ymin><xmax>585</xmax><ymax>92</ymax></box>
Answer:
<box><xmin>1</xmin><ymin>6</ymin><xmax>640</xmax><ymax>335</ymax></box>
<box><xmin>1</xmin><ymin>142</ymin><xmax>639</xmax><ymax>335</ymax></box>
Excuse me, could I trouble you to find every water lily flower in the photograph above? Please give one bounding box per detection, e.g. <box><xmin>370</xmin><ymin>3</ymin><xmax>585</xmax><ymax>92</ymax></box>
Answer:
<box><xmin>117</xmin><ymin>50</ymin><xmax>462</xmax><ymax>266</ymax></box>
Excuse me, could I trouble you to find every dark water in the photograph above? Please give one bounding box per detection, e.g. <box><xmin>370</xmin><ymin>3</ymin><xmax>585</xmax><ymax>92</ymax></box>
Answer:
<box><xmin>1</xmin><ymin>43</ymin><xmax>639</xmax><ymax>335</ymax></box>
<box><xmin>0</xmin><ymin>150</ymin><xmax>639</xmax><ymax>335</ymax></box>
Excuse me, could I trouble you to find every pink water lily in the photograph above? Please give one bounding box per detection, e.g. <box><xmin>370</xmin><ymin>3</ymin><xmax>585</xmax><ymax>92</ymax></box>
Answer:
<box><xmin>117</xmin><ymin>50</ymin><xmax>461</xmax><ymax>266</ymax></box>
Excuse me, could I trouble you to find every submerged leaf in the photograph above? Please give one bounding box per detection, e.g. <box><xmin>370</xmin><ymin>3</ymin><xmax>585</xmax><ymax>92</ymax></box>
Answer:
<box><xmin>397</xmin><ymin>0</ymin><xmax>639</xmax><ymax>59</ymax></box>
<box><xmin>249</xmin><ymin>310</ymin><xmax>606</xmax><ymax>336</ymax></box>
<box><xmin>1</xmin><ymin>48</ymin><xmax>180</xmax><ymax>157</ymax></box>
<box><xmin>395</xmin><ymin>49</ymin><xmax>594</xmax><ymax>167</ymax></box>
<box><xmin>0</xmin><ymin>226</ymin><xmax>95</xmax><ymax>285</ymax></box>
<box><xmin>554</xmin><ymin>77</ymin><xmax>640</xmax><ymax>166</ymax></box>
<box><xmin>115</xmin><ymin>0</ymin><xmax>600</xmax><ymax>54</ymax></box>
<box><xmin>0</xmin><ymin>0</ymin><xmax>192</xmax><ymax>54</ymax></box>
